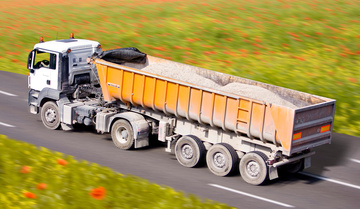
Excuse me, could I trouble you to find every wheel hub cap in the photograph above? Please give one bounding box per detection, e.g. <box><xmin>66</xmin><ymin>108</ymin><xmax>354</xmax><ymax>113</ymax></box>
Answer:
<box><xmin>45</xmin><ymin>109</ymin><xmax>56</xmax><ymax>123</ymax></box>
<box><xmin>116</xmin><ymin>127</ymin><xmax>128</xmax><ymax>144</ymax></box>
<box><xmin>181</xmin><ymin>144</ymin><xmax>193</xmax><ymax>159</ymax></box>
<box><xmin>247</xmin><ymin>161</ymin><xmax>260</xmax><ymax>177</ymax></box>
<box><xmin>213</xmin><ymin>152</ymin><xmax>225</xmax><ymax>168</ymax></box>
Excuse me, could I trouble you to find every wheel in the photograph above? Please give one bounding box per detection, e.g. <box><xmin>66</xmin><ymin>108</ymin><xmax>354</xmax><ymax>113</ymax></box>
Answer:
<box><xmin>175</xmin><ymin>135</ymin><xmax>206</xmax><ymax>168</ymax></box>
<box><xmin>111</xmin><ymin>119</ymin><xmax>134</xmax><ymax>150</ymax></box>
<box><xmin>41</xmin><ymin>101</ymin><xmax>60</xmax><ymax>130</ymax></box>
<box><xmin>240</xmin><ymin>151</ymin><xmax>269</xmax><ymax>185</ymax></box>
<box><xmin>206</xmin><ymin>143</ymin><xmax>238</xmax><ymax>177</ymax></box>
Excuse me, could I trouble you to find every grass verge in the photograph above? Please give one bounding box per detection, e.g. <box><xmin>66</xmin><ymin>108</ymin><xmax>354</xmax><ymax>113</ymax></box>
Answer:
<box><xmin>0</xmin><ymin>135</ymin><xmax>233</xmax><ymax>209</ymax></box>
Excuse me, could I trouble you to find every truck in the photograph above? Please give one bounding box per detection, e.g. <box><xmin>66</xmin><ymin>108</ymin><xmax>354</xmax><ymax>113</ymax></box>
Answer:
<box><xmin>27</xmin><ymin>34</ymin><xmax>336</xmax><ymax>185</ymax></box>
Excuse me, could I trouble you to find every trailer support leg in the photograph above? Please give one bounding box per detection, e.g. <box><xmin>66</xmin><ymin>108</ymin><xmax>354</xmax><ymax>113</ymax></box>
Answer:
<box><xmin>165</xmin><ymin>135</ymin><xmax>180</xmax><ymax>153</ymax></box>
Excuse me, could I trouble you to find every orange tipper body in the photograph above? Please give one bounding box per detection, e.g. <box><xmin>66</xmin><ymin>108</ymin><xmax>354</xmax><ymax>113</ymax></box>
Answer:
<box><xmin>94</xmin><ymin>55</ymin><xmax>335</xmax><ymax>156</ymax></box>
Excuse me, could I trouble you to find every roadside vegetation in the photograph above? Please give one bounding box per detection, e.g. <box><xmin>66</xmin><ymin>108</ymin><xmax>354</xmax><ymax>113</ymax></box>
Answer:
<box><xmin>0</xmin><ymin>135</ymin><xmax>233</xmax><ymax>209</ymax></box>
<box><xmin>0</xmin><ymin>0</ymin><xmax>359</xmax><ymax>136</ymax></box>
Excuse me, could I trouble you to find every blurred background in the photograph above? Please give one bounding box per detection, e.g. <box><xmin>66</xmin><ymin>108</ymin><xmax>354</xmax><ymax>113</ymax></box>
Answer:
<box><xmin>0</xmin><ymin>0</ymin><xmax>359</xmax><ymax>136</ymax></box>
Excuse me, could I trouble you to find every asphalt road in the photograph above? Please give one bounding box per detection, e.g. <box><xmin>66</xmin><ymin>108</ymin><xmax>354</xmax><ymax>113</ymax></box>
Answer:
<box><xmin>0</xmin><ymin>71</ymin><xmax>359</xmax><ymax>209</ymax></box>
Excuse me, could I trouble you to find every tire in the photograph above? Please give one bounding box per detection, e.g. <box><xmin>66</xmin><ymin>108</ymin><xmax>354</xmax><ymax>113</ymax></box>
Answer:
<box><xmin>175</xmin><ymin>135</ymin><xmax>206</xmax><ymax>168</ymax></box>
<box><xmin>41</xmin><ymin>101</ymin><xmax>60</xmax><ymax>130</ymax></box>
<box><xmin>240</xmin><ymin>151</ymin><xmax>269</xmax><ymax>185</ymax></box>
<box><xmin>111</xmin><ymin>119</ymin><xmax>134</xmax><ymax>150</ymax></box>
<box><xmin>206</xmin><ymin>143</ymin><xmax>238</xmax><ymax>177</ymax></box>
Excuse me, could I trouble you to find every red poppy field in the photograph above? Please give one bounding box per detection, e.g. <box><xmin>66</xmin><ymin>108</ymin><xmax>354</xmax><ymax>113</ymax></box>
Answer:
<box><xmin>0</xmin><ymin>1</ymin><xmax>359</xmax><ymax>134</ymax></box>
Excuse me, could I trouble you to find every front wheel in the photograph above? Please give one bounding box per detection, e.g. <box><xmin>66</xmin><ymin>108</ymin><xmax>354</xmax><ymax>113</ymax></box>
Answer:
<box><xmin>240</xmin><ymin>151</ymin><xmax>269</xmax><ymax>185</ymax></box>
<box><xmin>111</xmin><ymin>119</ymin><xmax>134</xmax><ymax>150</ymax></box>
<box><xmin>41</xmin><ymin>101</ymin><xmax>60</xmax><ymax>130</ymax></box>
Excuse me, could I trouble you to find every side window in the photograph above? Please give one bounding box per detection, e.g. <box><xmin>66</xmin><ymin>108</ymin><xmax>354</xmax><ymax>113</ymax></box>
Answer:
<box><xmin>34</xmin><ymin>51</ymin><xmax>57</xmax><ymax>69</ymax></box>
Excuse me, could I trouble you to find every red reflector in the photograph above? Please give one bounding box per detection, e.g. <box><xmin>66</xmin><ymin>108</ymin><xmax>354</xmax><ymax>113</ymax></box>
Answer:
<box><xmin>320</xmin><ymin>124</ymin><xmax>331</xmax><ymax>133</ymax></box>
<box><xmin>293</xmin><ymin>132</ymin><xmax>302</xmax><ymax>141</ymax></box>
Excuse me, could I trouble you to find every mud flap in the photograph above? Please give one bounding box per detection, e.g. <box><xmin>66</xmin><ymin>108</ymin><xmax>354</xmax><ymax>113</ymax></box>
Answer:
<box><xmin>269</xmin><ymin>166</ymin><xmax>279</xmax><ymax>180</ymax></box>
<box><xmin>133</xmin><ymin>119</ymin><xmax>150</xmax><ymax>149</ymax></box>
<box><xmin>304</xmin><ymin>156</ymin><xmax>311</xmax><ymax>169</ymax></box>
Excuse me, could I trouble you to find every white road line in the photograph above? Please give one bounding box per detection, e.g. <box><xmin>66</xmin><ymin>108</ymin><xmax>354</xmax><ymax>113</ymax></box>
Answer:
<box><xmin>300</xmin><ymin>172</ymin><xmax>360</xmax><ymax>190</ymax></box>
<box><xmin>0</xmin><ymin>122</ymin><xmax>15</xmax><ymax>128</ymax></box>
<box><xmin>0</xmin><ymin>90</ymin><xmax>17</xmax><ymax>97</ymax></box>
<box><xmin>350</xmin><ymin>158</ymin><xmax>360</xmax><ymax>164</ymax></box>
<box><xmin>209</xmin><ymin>184</ymin><xmax>295</xmax><ymax>208</ymax></box>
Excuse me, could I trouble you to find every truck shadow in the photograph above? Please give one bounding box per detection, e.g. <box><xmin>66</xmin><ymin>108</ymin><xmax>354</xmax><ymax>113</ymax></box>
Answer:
<box><xmin>269</xmin><ymin>132</ymin><xmax>358</xmax><ymax>185</ymax></box>
<box><xmin>101</xmin><ymin>134</ymin><xmax>167</xmax><ymax>151</ymax></box>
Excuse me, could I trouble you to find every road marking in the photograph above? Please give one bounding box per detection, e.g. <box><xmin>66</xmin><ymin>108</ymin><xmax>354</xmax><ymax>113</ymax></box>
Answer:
<box><xmin>209</xmin><ymin>184</ymin><xmax>295</xmax><ymax>208</ymax></box>
<box><xmin>0</xmin><ymin>122</ymin><xmax>15</xmax><ymax>128</ymax></box>
<box><xmin>300</xmin><ymin>172</ymin><xmax>360</xmax><ymax>190</ymax></box>
<box><xmin>0</xmin><ymin>90</ymin><xmax>17</xmax><ymax>97</ymax></box>
<box><xmin>350</xmin><ymin>158</ymin><xmax>360</xmax><ymax>164</ymax></box>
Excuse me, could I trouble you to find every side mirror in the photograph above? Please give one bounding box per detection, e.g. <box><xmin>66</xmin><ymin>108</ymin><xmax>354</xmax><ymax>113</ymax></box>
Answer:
<box><xmin>27</xmin><ymin>50</ymin><xmax>35</xmax><ymax>73</ymax></box>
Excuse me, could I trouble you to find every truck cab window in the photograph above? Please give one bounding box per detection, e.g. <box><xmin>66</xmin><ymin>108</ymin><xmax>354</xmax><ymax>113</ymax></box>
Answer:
<box><xmin>34</xmin><ymin>51</ymin><xmax>57</xmax><ymax>69</ymax></box>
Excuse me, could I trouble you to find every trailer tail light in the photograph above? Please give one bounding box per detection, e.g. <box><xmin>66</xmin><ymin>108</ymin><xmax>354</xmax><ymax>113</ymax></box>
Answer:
<box><xmin>97</xmin><ymin>44</ymin><xmax>102</xmax><ymax>49</ymax></box>
<box><xmin>320</xmin><ymin>124</ymin><xmax>331</xmax><ymax>133</ymax></box>
<box><xmin>293</xmin><ymin>132</ymin><xmax>302</xmax><ymax>141</ymax></box>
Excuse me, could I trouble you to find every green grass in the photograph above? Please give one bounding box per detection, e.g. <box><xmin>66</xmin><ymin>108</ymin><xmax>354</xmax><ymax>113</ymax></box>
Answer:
<box><xmin>0</xmin><ymin>0</ymin><xmax>359</xmax><ymax>136</ymax></box>
<box><xmin>0</xmin><ymin>135</ymin><xmax>233</xmax><ymax>208</ymax></box>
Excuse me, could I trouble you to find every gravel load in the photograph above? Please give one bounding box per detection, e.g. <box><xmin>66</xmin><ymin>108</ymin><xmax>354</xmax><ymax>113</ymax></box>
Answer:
<box><xmin>219</xmin><ymin>82</ymin><xmax>298</xmax><ymax>108</ymax></box>
<box><xmin>134</xmin><ymin>62</ymin><xmax>301</xmax><ymax>108</ymax></box>
<box><xmin>101</xmin><ymin>48</ymin><xmax>305</xmax><ymax>108</ymax></box>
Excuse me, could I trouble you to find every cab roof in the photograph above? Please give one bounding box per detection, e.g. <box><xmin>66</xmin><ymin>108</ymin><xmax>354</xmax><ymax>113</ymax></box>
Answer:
<box><xmin>34</xmin><ymin>39</ymin><xmax>100</xmax><ymax>53</ymax></box>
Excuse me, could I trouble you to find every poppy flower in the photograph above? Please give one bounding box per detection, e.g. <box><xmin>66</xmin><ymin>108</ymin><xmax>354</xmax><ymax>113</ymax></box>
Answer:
<box><xmin>24</xmin><ymin>192</ymin><xmax>36</xmax><ymax>199</ymax></box>
<box><xmin>90</xmin><ymin>186</ymin><xmax>106</xmax><ymax>200</ymax></box>
<box><xmin>20</xmin><ymin>166</ymin><xmax>31</xmax><ymax>174</ymax></box>
<box><xmin>37</xmin><ymin>183</ymin><xmax>47</xmax><ymax>190</ymax></box>
<box><xmin>57</xmin><ymin>159</ymin><xmax>68</xmax><ymax>166</ymax></box>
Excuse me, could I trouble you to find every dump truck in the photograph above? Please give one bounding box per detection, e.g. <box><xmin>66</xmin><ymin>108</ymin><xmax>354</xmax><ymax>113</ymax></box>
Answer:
<box><xmin>27</xmin><ymin>35</ymin><xmax>336</xmax><ymax>185</ymax></box>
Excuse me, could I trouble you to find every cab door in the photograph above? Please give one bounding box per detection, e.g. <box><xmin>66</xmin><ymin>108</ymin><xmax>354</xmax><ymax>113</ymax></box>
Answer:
<box><xmin>28</xmin><ymin>49</ymin><xmax>60</xmax><ymax>91</ymax></box>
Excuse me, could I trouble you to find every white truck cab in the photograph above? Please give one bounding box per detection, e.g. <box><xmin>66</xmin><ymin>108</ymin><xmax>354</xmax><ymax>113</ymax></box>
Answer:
<box><xmin>28</xmin><ymin>35</ymin><xmax>102</xmax><ymax>92</ymax></box>
<box><xmin>27</xmin><ymin>35</ymin><xmax>102</xmax><ymax>115</ymax></box>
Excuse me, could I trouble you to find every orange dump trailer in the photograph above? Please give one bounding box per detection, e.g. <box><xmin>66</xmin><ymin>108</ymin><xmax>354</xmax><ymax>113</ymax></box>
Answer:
<box><xmin>95</xmin><ymin>56</ymin><xmax>335</xmax><ymax>155</ymax></box>
<box><xmin>93</xmin><ymin>55</ymin><xmax>335</xmax><ymax>185</ymax></box>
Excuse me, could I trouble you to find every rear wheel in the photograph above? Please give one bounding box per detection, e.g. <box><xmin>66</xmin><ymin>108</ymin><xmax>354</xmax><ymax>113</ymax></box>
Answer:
<box><xmin>41</xmin><ymin>101</ymin><xmax>60</xmax><ymax>130</ymax></box>
<box><xmin>175</xmin><ymin>135</ymin><xmax>206</xmax><ymax>168</ymax></box>
<box><xmin>111</xmin><ymin>120</ymin><xmax>134</xmax><ymax>150</ymax></box>
<box><xmin>240</xmin><ymin>151</ymin><xmax>269</xmax><ymax>185</ymax></box>
<box><xmin>206</xmin><ymin>143</ymin><xmax>238</xmax><ymax>177</ymax></box>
